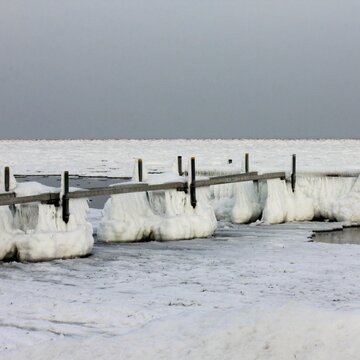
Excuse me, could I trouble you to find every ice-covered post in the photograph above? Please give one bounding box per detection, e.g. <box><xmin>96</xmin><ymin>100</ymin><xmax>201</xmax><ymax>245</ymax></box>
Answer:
<box><xmin>62</xmin><ymin>171</ymin><xmax>70</xmax><ymax>224</ymax></box>
<box><xmin>177</xmin><ymin>156</ymin><xmax>183</xmax><ymax>176</ymax></box>
<box><xmin>190</xmin><ymin>157</ymin><xmax>197</xmax><ymax>208</ymax></box>
<box><xmin>138</xmin><ymin>158</ymin><xmax>143</xmax><ymax>182</ymax></box>
<box><xmin>4</xmin><ymin>166</ymin><xmax>16</xmax><ymax>214</ymax></box>
<box><xmin>291</xmin><ymin>154</ymin><xmax>296</xmax><ymax>193</ymax></box>
<box><xmin>245</xmin><ymin>153</ymin><xmax>249</xmax><ymax>173</ymax></box>
<box><xmin>4</xmin><ymin>166</ymin><xmax>10</xmax><ymax>192</ymax></box>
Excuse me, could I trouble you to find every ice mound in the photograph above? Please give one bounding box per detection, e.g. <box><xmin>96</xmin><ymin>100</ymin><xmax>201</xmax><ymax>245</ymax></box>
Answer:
<box><xmin>261</xmin><ymin>179</ymin><xmax>314</xmax><ymax>224</ymax></box>
<box><xmin>0</xmin><ymin>179</ymin><xmax>93</xmax><ymax>262</ymax></box>
<box><xmin>97</xmin><ymin>167</ymin><xmax>217</xmax><ymax>242</ymax></box>
<box><xmin>262</xmin><ymin>176</ymin><xmax>360</xmax><ymax>224</ymax></box>
<box><xmin>149</xmin><ymin>186</ymin><xmax>217</xmax><ymax>241</ymax></box>
<box><xmin>231</xmin><ymin>181</ymin><xmax>262</xmax><ymax>223</ymax></box>
<box><xmin>211</xmin><ymin>171</ymin><xmax>360</xmax><ymax>225</ymax></box>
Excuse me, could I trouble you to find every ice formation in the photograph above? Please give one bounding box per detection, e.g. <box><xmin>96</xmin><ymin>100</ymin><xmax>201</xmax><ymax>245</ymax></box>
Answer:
<box><xmin>214</xmin><ymin>174</ymin><xmax>360</xmax><ymax>225</ymax></box>
<box><xmin>0</xmin><ymin>175</ymin><xmax>93</xmax><ymax>262</ymax></box>
<box><xmin>97</xmin><ymin>165</ymin><xmax>217</xmax><ymax>242</ymax></box>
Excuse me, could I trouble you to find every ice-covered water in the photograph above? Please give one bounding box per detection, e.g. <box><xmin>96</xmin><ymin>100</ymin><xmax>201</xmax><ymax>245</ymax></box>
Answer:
<box><xmin>1</xmin><ymin>221</ymin><xmax>360</xmax><ymax>359</ymax></box>
<box><xmin>1</xmin><ymin>139</ymin><xmax>360</xmax><ymax>176</ymax></box>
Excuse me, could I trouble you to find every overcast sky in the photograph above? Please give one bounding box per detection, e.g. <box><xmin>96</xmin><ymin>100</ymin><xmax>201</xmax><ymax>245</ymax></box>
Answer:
<box><xmin>0</xmin><ymin>0</ymin><xmax>359</xmax><ymax>139</ymax></box>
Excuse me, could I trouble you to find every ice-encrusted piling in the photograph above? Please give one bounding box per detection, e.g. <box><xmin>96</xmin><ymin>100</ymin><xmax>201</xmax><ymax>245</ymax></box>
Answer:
<box><xmin>190</xmin><ymin>157</ymin><xmax>197</xmax><ymax>208</ymax></box>
<box><xmin>177</xmin><ymin>156</ymin><xmax>183</xmax><ymax>176</ymax></box>
<box><xmin>4</xmin><ymin>166</ymin><xmax>16</xmax><ymax>215</ymax></box>
<box><xmin>138</xmin><ymin>158</ymin><xmax>143</xmax><ymax>182</ymax></box>
<box><xmin>291</xmin><ymin>154</ymin><xmax>296</xmax><ymax>192</ymax></box>
<box><xmin>62</xmin><ymin>171</ymin><xmax>70</xmax><ymax>223</ymax></box>
<box><xmin>4</xmin><ymin>166</ymin><xmax>10</xmax><ymax>192</ymax></box>
<box><xmin>245</xmin><ymin>153</ymin><xmax>249</xmax><ymax>173</ymax></box>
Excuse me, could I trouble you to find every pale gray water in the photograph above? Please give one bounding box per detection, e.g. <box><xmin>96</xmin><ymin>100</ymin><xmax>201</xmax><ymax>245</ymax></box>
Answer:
<box><xmin>312</xmin><ymin>227</ymin><xmax>360</xmax><ymax>245</ymax></box>
<box><xmin>15</xmin><ymin>175</ymin><xmax>130</xmax><ymax>209</ymax></box>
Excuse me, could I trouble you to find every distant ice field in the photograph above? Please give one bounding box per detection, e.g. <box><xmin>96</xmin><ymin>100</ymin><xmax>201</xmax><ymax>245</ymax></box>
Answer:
<box><xmin>1</xmin><ymin>139</ymin><xmax>359</xmax><ymax>176</ymax></box>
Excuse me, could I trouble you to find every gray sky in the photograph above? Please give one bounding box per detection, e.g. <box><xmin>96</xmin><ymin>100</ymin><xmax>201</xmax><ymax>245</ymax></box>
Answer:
<box><xmin>1</xmin><ymin>0</ymin><xmax>359</xmax><ymax>139</ymax></box>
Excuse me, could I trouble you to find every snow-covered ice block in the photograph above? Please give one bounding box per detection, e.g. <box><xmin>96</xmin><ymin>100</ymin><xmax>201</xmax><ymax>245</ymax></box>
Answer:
<box><xmin>97</xmin><ymin>169</ymin><xmax>217</xmax><ymax>242</ymax></box>
<box><xmin>262</xmin><ymin>176</ymin><xmax>360</xmax><ymax>224</ymax></box>
<box><xmin>212</xmin><ymin>174</ymin><xmax>360</xmax><ymax>225</ymax></box>
<box><xmin>0</xmin><ymin>179</ymin><xmax>94</xmax><ymax>262</ymax></box>
<box><xmin>231</xmin><ymin>181</ymin><xmax>262</xmax><ymax>223</ymax></box>
<box><xmin>262</xmin><ymin>179</ymin><xmax>314</xmax><ymax>224</ymax></box>
<box><xmin>97</xmin><ymin>192</ymin><xmax>160</xmax><ymax>242</ymax></box>
<box><xmin>149</xmin><ymin>187</ymin><xmax>217</xmax><ymax>241</ymax></box>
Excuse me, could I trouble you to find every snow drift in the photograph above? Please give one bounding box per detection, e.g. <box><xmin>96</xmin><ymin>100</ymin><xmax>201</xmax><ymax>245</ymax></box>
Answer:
<box><xmin>0</xmin><ymin>176</ymin><xmax>93</xmax><ymax>262</ymax></box>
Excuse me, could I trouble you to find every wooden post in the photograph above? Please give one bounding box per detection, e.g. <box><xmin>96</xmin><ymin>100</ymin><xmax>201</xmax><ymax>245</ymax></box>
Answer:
<box><xmin>177</xmin><ymin>156</ymin><xmax>183</xmax><ymax>176</ymax></box>
<box><xmin>138</xmin><ymin>159</ymin><xmax>143</xmax><ymax>182</ymax></box>
<box><xmin>245</xmin><ymin>153</ymin><xmax>249</xmax><ymax>173</ymax></box>
<box><xmin>4</xmin><ymin>166</ymin><xmax>10</xmax><ymax>192</ymax></box>
<box><xmin>4</xmin><ymin>166</ymin><xmax>16</xmax><ymax>214</ymax></box>
<box><xmin>62</xmin><ymin>171</ymin><xmax>70</xmax><ymax>223</ymax></box>
<box><xmin>228</xmin><ymin>159</ymin><xmax>232</xmax><ymax>164</ymax></box>
<box><xmin>291</xmin><ymin>154</ymin><xmax>296</xmax><ymax>192</ymax></box>
<box><xmin>190</xmin><ymin>157</ymin><xmax>197</xmax><ymax>208</ymax></box>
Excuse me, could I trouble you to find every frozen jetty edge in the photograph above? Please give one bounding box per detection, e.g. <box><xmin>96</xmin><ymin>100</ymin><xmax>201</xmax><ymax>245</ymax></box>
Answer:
<box><xmin>1</xmin><ymin>155</ymin><xmax>360</xmax><ymax>262</ymax></box>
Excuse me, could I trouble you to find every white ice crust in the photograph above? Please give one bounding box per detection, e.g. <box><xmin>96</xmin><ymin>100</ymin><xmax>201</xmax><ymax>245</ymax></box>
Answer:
<box><xmin>0</xmin><ymin>178</ymin><xmax>93</xmax><ymax>262</ymax></box>
<box><xmin>213</xmin><ymin>175</ymin><xmax>360</xmax><ymax>225</ymax></box>
<box><xmin>98</xmin><ymin>165</ymin><xmax>217</xmax><ymax>242</ymax></box>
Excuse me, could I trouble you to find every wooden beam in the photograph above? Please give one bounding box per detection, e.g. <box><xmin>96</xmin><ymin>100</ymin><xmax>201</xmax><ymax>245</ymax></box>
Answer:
<box><xmin>0</xmin><ymin>192</ymin><xmax>16</xmax><ymax>200</ymax></box>
<box><xmin>195</xmin><ymin>172</ymin><xmax>285</xmax><ymax>187</ymax></box>
<box><xmin>0</xmin><ymin>192</ymin><xmax>60</xmax><ymax>207</ymax></box>
<box><xmin>0</xmin><ymin>172</ymin><xmax>287</xmax><ymax>207</ymax></box>
<box><xmin>68</xmin><ymin>181</ymin><xmax>188</xmax><ymax>199</ymax></box>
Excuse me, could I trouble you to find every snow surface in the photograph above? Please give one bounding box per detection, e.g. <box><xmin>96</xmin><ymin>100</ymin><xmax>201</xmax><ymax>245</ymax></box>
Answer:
<box><xmin>1</xmin><ymin>220</ymin><xmax>360</xmax><ymax>359</ymax></box>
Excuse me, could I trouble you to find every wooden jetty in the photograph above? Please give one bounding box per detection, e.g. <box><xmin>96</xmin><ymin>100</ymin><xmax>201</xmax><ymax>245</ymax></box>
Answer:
<box><xmin>0</xmin><ymin>154</ymin><xmax>358</xmax><ymax>223</ymax></box>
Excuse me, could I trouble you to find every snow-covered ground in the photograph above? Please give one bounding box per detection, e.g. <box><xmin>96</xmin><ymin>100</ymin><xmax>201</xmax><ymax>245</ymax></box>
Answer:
<box><xmin>1</xmin><ymin>139</ymin><xmax>360</xmax><ymax>359</ymax></box>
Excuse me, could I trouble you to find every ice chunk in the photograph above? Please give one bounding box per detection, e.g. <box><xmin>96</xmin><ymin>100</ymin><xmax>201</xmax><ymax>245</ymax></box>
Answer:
<box><xmin>0</xmin><ymin>179</ymin><xmax>94</xmax><ymax>262</ymax></box>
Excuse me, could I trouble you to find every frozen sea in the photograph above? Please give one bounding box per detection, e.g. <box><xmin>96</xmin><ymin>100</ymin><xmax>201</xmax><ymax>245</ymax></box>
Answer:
<box><xmin>1</xmin><ymin>139</ymin><xmax>360</xmax><ymax>359</ymax></box>
<box><xmin>1</xmin><ymin>139</ymin><xmax>360</xmax><ymax>176</ymax></box>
